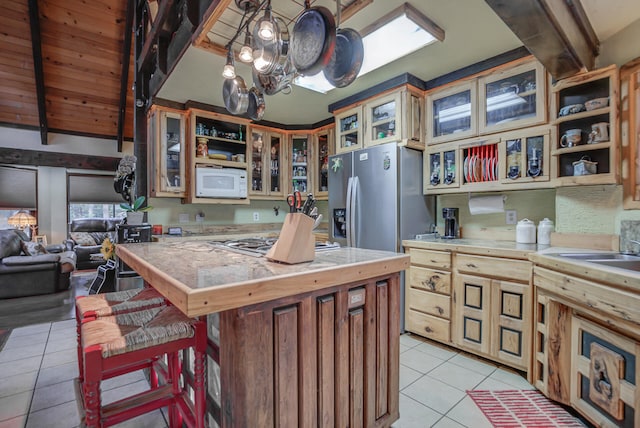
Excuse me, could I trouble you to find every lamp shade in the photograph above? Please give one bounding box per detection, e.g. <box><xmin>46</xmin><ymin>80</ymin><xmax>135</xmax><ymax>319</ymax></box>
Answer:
<box><xmin>8</xmin><ymin>210</ymin><xmax>37</xmax><ymax>229</ymax></box>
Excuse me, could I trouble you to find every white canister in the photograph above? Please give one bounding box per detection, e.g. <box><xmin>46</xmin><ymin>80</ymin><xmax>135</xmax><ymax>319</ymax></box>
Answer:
<box><xmin>537</xmin><ymin>218</ymin><xmax>554</xmax><ymax>245</ymax></box>
<box><xmin>516</xmin><ymin>218</ymin><xmax>536</xmax><ymax>244</ymax></box>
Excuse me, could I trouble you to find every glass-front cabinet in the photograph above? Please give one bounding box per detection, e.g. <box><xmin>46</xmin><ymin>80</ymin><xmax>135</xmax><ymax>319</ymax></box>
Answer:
<box><xmin>426</xmin><ymin>81</ymin><xmax>477</xmax><ymax>145</ymax></box>
<box><xmin>478</xmin><ymin>60</ymin><xmax>547</xmax><ymax>134</ymax></box>
<box><xmin>335</xmin><ymin>105</ymin><xmax>363</xmax><ymax>153</ymax></box>
<box><xmin>148</xmin><ymin>106</ymin><xmax>186</xmax><ymax>197</ymax></box>
<box><xmin>249</xmin><ymin>127</ymin><xmax>285</xmax><ymax>199</ymax></box>
<box><xmin>500</xmin><ymin>125</ymin><xmax>551</xmax><ymax>185</ymax></box>
<box><xmin>290</xmin><ymin>134</ymin><xmax>310</xmax><ymax>194</ymax></box>
<box><xmin>424</xmin><ymin>141</ymin><xmax>460</xmax><ymax>192</ymax></box>
<box><xmin>365</xmin><ymin>92</ymin><xmax>401</xmax><ymax>147</ymax></box>
<box><xmin>312</xmin><ymin>127</ymin><xmax>333</xmax><ymax>199</ymax></box>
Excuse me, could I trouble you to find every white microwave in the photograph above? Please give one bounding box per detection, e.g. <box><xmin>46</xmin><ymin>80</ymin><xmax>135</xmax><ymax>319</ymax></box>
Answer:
<box><xmin>196</xmin><ymin>166</ymin><xmax>247</xmax><ymax>199</ymax></box>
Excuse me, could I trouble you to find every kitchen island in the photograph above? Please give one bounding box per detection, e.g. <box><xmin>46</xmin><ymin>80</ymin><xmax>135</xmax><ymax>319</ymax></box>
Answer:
<box><xmin>116</xmin><ymin>240</ymin><xmax>409</xmax><ymax>428</ymax></box>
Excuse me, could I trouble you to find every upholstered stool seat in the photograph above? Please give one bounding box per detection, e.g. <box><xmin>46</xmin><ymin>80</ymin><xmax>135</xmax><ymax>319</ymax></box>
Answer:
<box><xmin>76</xmin><ymin>288</ymin><xmax>167</xmax><ymax>382</ymax></box>
<box><xmin>78</xmin><ymin>305</ymin><xmax>206</xmax><ymax>428</ymax></box>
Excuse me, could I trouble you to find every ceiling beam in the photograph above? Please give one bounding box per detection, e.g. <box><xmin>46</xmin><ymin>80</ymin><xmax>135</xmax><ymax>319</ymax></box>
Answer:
<box><xmin>118</xmin><ymin>0</ymin><xmax>135</xmax><ymax>153</ymax></box>
<box><xmin>484</xmin><ymin>0</ymin><xmax>599</xmax><ymax>80</ymax></box>
<box><xmin>0</xmin><ymin>148</ymin><xmax>120</xmax><ymax>171</ymax></box>
<box><xmin>137</xmin><ymin>0</ymin><xmax>176</xmax><ymax>73</ymax></box>
<box><xmin>28</xmin><ymin>0</ymin><xmax>48</xmax><ymax>145</ymax></box>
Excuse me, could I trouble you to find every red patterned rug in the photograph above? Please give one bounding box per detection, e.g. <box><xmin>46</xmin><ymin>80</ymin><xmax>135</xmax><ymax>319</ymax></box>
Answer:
<box><xmin>468</xmin><ymin>390</ymin><xmax>586</xmax><ymax>427</ymax></box>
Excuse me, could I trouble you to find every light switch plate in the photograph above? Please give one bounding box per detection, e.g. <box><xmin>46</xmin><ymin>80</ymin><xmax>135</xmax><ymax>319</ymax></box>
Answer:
<box><xmin>506</xmin><ymin>210</ymin><xmax>517</xmax><ymax>224</ymax></box>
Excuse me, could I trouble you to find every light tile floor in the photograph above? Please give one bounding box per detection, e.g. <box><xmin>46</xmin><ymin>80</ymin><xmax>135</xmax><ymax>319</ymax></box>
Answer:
<box><xmin>0</xmin><ymin>322</ymin><xmax>542</xmax><ymax>428</ymax></box>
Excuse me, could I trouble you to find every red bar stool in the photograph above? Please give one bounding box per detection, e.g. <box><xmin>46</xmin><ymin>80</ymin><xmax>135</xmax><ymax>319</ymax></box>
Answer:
<box><xmin>78</xmin><ymin>305</ymin><xmax>207</xmax><ymax>428</ymax></box>
<box><xmin>75</xmin><ymin>288</ymin><xmax>167</xmax><ymax>383</ymax></box>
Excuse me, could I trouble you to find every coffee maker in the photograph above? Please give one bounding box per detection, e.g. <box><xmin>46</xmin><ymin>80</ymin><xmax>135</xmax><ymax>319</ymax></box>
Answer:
<box><xmin>442</xmin><ymin>208</ymin><xmax>459</xmax><ymax>239</ymax></box>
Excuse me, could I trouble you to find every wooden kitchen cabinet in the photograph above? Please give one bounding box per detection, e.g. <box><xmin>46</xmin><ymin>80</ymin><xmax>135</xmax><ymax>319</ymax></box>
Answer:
<box><xmin>211</xmin><ymin>274</ymin><xmax>400</xmax><ymax>427</ymax></box>
<box><xmin>453</xmin><ymin>254</ymin><xmax>532</xmax><ymax>371</ymax></box>
<box><xmin>335</xmin><ymin>105</ymin><xmax>363</xmax><ymax>153</ymax></box>
<box><xmin>186</xmin><ymin>109</ymin><xmax>250</xmax><ymax>204</ymax></box>
<box><xmin>311</xmin><ymin>126</ymin><xmax>334</xmax><ymax>199</ymax></box>
<box><xmin>147</xmin><ymin>105</ymin><xmax>186</xmax><ymax>197</ymax></box>
<box><xmin>404</xmin><ymin>247</ymin><xmax>453</xmax><ymax>344</ymax></box>
<box><xmin>478</xmin><ymin>59</ymin><xmax>547</xmax><ymax>135</ymax></box>
<box><xmin>499</xmin><ymin>125</ymin><xmax>552</xmax><ymax>186</ymax></box>
<box><xmin>621</xmin><ymin>57</ymin><xmax>640</xmax><ymax>209</ymax></box>
<box><xmin>290</xmin><ymin>134</ymin><xmax>310</xmax><ymax>194</ymax></box>
<box><xmin>550</xmin><ymin>65</ymin><xmax>620</xmax><ymax>186</ymax></box>
<box><xmin>365</xmin><ymin>91</ymin><xmax>402</xmax><ymax>147</ymax></box>
<box><xmin>424</xmin><ymin>141</ymin><xmax>461</xmax><ymax>192</ymax></box>
<box><xmin>426</xmin><ymin>79</ymin><xmax>477</xmax><ymax>144</ymax></box>
<box><xmin>248</xmin><ymin>125</ymin><xmax>286</xmax><ymax>199</ymax></box>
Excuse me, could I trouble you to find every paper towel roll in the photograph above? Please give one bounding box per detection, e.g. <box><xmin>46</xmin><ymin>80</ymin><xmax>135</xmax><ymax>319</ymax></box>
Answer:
<box><xmin>469</xmin><ymin>195</ymin><xmax>506</xmax><ymax>215</ymax></box>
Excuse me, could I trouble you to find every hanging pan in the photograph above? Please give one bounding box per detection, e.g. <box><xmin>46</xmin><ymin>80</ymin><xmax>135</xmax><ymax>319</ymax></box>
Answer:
<box><xmin>222</xmin><ymin>75</ymin><xmax>249</xmax><ymax>115</ymax></box>
<box><xmin>290</xmin><ymin>0</ymin><xmax>336</xmax><ymax>76</ymax></box>
<box><xmin>323</xmin><ymin>0</ymin><xmax>363</xmax><ymax>88</ymax></box>
<box><xmin>247</xmin><ymin>87</ymin><xmax>266</xmax><ymax>121</ymax></box>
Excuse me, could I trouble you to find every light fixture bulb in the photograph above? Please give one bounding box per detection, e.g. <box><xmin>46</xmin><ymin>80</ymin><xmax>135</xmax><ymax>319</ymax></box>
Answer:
<box><xmin>239</xmin><ymin>31</ymin><xmax>253</xmax><ymax>63</ymax></box>
<box><xmin>257</xmin><ymin>7</ymin><xmax>274</xmax><ymax>40</ymax></box>
<box><xmin>253</xmin><ymin>49</ymin><xmax>269</xmax><ymax>73</ymax></box>
<box><xmin>222</xmin><ymin>50</ymin><xmax>236</xmax><ymax>79</ymax></box>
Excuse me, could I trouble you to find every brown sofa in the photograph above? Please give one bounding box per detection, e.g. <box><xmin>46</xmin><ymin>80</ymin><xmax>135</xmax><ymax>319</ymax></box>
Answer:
<box><xmin>0</xmin><ymin>229</ymin><xmax>77</xmax><ymax>299</ymax></box>
<box><xmin>64</xmin><ymin>218</ymin><xmax>123</xmax><ymax>270</ymax></box>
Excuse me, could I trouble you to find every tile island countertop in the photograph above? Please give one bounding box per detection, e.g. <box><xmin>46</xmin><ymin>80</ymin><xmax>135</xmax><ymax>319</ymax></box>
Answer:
<box><xmin>116</xmin><ymin>240</ymin><xmax>409</xmax><ymax>317</ymax></box>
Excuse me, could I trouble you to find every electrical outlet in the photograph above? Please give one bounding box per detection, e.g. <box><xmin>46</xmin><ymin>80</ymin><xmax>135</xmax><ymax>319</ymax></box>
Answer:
<box><xmin>505</xmin><ymin>210</ymin><xmax>517</xmax><ymax>225</ymax></box>
<box><xmin>253</xmin><ymin>212</ymin><xmax>260</xmax><ymax>222</ymax></box>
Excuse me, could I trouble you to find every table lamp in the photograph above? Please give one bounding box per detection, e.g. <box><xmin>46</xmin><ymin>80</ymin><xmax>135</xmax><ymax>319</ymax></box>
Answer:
<box><xmin>7</xmin><ymin>210</ymin><xmax>38</xmax><ymax>239</ymax></box>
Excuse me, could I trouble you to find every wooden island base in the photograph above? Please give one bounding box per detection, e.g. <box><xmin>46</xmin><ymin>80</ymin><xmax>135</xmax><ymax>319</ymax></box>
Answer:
<box><xmin>206</xmin><ymin>273</ymin><xmax>400</xmax><ymax>427</ymax></box>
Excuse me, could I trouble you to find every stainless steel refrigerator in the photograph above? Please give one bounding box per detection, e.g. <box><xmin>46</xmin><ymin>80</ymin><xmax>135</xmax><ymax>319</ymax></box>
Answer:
<box><xmin>328</xmin><ymin>142</ymin><xmax>436</xmax><ymax>330</ymax></box>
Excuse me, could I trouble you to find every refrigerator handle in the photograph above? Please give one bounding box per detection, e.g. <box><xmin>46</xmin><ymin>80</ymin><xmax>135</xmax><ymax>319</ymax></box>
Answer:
<box><xmin>346</xmin><ymin>177</ymin><xmax>353</xmax><ymax>247</ymax></box>
<box><xmin>349</xmin><ymin>176</ymin><xmax>359</xmax><ymax>246</ymax></box>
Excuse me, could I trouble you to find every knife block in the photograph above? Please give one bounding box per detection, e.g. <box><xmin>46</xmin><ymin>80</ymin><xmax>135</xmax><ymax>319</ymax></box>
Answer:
<box><xmin>265</xmin><ymin>213</ymin><xmax>315</xmax><ymax>264</ymax></box>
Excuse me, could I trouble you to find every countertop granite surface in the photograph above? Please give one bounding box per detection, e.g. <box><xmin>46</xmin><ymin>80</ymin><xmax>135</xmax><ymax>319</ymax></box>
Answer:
<box><xmin>116</xmin><ymin>241</ymin><xmax>408</xmax><ymax>316</ymax></box>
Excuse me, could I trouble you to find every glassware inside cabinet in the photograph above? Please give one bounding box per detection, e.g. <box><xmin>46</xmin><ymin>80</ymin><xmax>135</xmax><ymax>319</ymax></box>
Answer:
<box><xmin>443</xmin><ymin>151</ymin><xmax>456</xmax><ymax>185</ymax></box>
<box><xmin>505</xmin><ymin>138</ymin><xmax>522</xmax><ymax>180</ymax></box>
<box><xmin>317</xmin><ymin>133</ymin><xmax>329</xmax><ymax>192</ymax></box>
<box><xmin>291</xmin><ymin>136</ymin><xmax>308</xmax><ymax>193</ymax></box>
<box><xmin>432</xmin><ymin>90</ymin><xmax>472</xmax><ymax>139</ymax></box>
<box><xmin>371</xmin><ymin>100</ymin><xmax>397</xmax><ymax>141</ymax></box>
<box><xmin>251</xmin><ymin>131</ymin><xmax>263</xmax><ymax>192</ymax></box>
<box><xmin>269</xmin><ymin>135</ymin><xmax>281</xmax><ymax>193</ymax></box>
<box><xmin>429</xmin><ymin>152</ymin><xmax>441</xmax><ymax>186</ymax></box>
<box><xmin>526</xmin><ymin>136</ymin><xmax>544</xmax><ymax>178</ymax></box>
<box><xmin>164</xmin><ymin>115</ymin><xmax>182</xmax><ymax>188</ymax></box>
<box><xmin>339</xmin><ymin>113</ymin><xmax>359</xmax><ymax>149</ymax></box>
<box><xmin>484</xmin><ymin>69</ymin><xmax>537</xmax><ymax>128</ymax></box>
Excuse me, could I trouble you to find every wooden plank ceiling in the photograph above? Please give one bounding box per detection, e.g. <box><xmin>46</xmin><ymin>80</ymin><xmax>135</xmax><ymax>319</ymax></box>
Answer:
<box><xmin>0</xmin><ymin>0</ymin><xmax>134</xmax><ymax>141</ymax></box>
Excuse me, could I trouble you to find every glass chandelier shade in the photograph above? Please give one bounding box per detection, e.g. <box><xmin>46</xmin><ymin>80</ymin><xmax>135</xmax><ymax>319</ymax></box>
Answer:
<box><xmin>238</xmin><ymin>30</ymin><xmax>253</xmax><ymax>63</ymax></box>
<box><xmin>222</xmin><ymin>49</ymin><xmax>236</xmax><ymax>79</ymax></box>
<box><xmin>256</xmin><ymin>5</ymin><xmax>274</xmax><ymax>41</ymax></box>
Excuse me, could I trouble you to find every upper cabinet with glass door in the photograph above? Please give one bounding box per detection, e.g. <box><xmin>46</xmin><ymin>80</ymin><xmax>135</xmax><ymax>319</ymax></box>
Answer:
<box><xmin>312</xmin><ymin>126</ymin><xmax>333</xmax><ymax>199</ymax></box>
<box><xmin>148</xmin><ymin>105</ymin><xmax>186</xmax><ymax>198</ymax></box>
<box><xmin>335</xmin><ymin>105</ymin><xmax>363</xmax><ymax>153</ymax></box>
<box><xmin>426</xmin><ymin>80</ymin><xmax>477</xmax><ymax>145</ymax></box>
<box><xmin>478</xmin><ymin>60</ymin><xmax>547</xmax><ymax>135</ymax></box>
<box><xmin>365</xmin><ymin>91</ymin><xmax>401</xmax><ymax>147</ymax></box>
<box><xmin>248</xmin><ymin>127</ymin><xmax>285</xmax><ymax>199</ymax></box>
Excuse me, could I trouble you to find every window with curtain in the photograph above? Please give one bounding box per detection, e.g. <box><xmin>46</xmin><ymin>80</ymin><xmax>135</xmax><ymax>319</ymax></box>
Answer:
<box><xmin>67</xmin><ymin>173</ymin><xmax>126</xmax><ymax>220</ymax></box>
<box><xmin>0</xmin><ymin>166</ymin><xmax>37</xmax><ymax>232</ymax></box>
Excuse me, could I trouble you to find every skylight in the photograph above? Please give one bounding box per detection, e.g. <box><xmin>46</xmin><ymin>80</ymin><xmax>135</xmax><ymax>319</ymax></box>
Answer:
<box><xmin>295</xmin><ymin>4</ymin><xmax>444</xmax><ymax>94</ymax></box>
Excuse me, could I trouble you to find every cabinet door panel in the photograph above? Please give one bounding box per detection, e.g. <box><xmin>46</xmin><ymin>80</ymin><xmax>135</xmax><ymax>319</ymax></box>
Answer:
<box><xmin>491</xmin><ymin>279</ymin><xmax>531</xmax><ymax>370</ymax></box>
<box><xmin>453</xmin><ymin>274</ymin><xmax>491</xmax><ymax>355</ymax></box>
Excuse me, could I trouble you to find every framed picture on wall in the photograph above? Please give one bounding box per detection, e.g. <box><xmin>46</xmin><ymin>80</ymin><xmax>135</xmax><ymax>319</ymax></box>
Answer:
<box><xmin>34</xmin><ymin>235</ymin><xmax>47</xmax><ymax>245</ymax></box>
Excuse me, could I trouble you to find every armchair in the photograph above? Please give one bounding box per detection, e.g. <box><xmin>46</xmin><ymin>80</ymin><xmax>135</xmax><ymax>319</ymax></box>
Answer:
<box><xmin>65</xmin><ymin>218</ymin><xmax>123</xmax><ymax>270</ymax></box>
<box><xmin>0</xmin><ymin>229</ymin><xmax>77</xmax><ymax>299</ymax></box>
